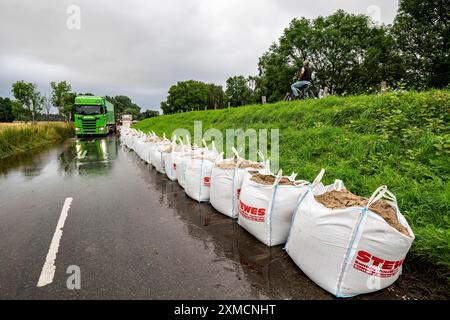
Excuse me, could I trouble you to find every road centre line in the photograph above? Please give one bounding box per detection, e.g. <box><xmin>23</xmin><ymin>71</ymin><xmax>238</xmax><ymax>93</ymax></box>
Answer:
<box><xmin>37</xmin><ymin>197</ymin><xmax>73</xmax><ymax>287</ymax></box>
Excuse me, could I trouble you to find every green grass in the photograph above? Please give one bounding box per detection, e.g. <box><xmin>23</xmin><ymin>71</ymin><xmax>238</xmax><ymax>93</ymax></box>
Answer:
<box><xmin>134</xmin><ymin>90</ymin><xmax>450</xmax><ymax>277</ymax></box>
<box><xmin>0</xmin><ymin>123</ymin><xmax>74</xmax><ymax>159</ymax></box>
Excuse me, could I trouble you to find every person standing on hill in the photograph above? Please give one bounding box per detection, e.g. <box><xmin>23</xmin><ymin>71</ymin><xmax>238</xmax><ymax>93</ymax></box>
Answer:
<box><xmin>291</xmin><ymin>60</ymin><xmax>312</xmax><ymax>99</ymax></box>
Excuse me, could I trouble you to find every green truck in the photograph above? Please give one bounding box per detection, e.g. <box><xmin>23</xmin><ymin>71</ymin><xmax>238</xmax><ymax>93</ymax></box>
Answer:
<box><xmin>73</xmin><ymin>96</ymin><xmax>116</xmax><ymax>136</ymax></box>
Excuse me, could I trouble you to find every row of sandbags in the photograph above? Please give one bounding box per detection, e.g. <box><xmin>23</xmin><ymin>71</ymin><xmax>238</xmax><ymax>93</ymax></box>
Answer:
<box><xmin>119</xmin><ymin>127</ymin><xmax>415</xmax><ymax>298</ymax></box>
<box><xmin>120</xmin><ymin>127</ymin><xmax>225</xmax><ymax>202</ymax></box>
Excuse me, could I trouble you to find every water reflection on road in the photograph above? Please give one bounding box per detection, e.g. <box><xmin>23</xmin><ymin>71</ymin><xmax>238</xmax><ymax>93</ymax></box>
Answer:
<box><xmin>58</xmin><ymin>137</ymin><xmax>118</xmax><ymax>176</ymax></box>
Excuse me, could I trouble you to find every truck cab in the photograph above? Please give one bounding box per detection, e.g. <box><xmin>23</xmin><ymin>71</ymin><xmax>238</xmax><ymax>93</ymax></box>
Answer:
<box><xmin>74</xmin><ymin>96</ymin><xmax>115</xmax><ymax>136</ymax></box>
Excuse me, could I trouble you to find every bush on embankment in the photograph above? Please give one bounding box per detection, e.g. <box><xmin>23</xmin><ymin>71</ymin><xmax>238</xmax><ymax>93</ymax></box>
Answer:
<box><xmin>0</xmin><ymin>123</ymin><xmax>74</xmax><ymax>159</ymax></box>
<box><xmin>134</xmin><ymin>90</ymin><xmax>450</xmax><ymax>278</ymax></box>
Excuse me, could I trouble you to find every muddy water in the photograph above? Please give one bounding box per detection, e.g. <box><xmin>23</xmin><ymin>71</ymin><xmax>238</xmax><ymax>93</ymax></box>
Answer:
<box><xmin>0</xmin><ymin>136</ymin><xmax>447</xmax><ymax>299</ymax></box>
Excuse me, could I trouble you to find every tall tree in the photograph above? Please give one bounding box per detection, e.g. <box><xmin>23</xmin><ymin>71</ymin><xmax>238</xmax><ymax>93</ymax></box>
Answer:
<box><xmin>50</xmin><ymin>81</ymin><xmax>72</xmax><ymax>120</ymax></box>
<box><xmin>42</xmin><ymin>94</ymin><xmax>53</xmax><ymax>115</ymax></box>
<box><xmin>225</xmin><ymin>76</ymin><xmax>252</xmax><ymax>107</ymax></box>
<box><xmin>106</xmin><ymin>95</ymin><xmax>141</xmax><ymax>117</ymax></box>
<box><xmin>161</xmin><ymin>80</ymin><xmax>225</xmax><ymax>114</ymax></box>
<box><xmin>207</xmin><ymin>83</ymin><xmax>226</xmax><ymax>109</ymax></box>
<box><xmin>258</xmin><ymin>10</ymin><xmax>404</xmax><ymax>101</ymax></box>
<box><xmin>11</xmin><ymin>81</ymin><xmax>42</xmax><ymax>124</ymax></box>
<box><xmin>11</xmin><ymin>100</ymin><xmax>28</xmax><ymax>121</ymax></box>
<box><xmin>0</xmin><ymin>97</ymin><xmax>14</xmax><ymax>122</ymax></box>
<box><xmin>63</xmin><ymin>92</ymin><xmax>77</xmax><ymax>121</ymax></box>
<box><xmin>392</xmin><ymin>0</ymin><xmax>450</xmax><ymax>88</ymax></box>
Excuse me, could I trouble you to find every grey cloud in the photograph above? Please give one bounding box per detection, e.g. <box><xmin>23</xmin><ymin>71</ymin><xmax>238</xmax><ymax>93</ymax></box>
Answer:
<box><xmin>0</xmin><ymin>0</ymin><xmax>399</xmax><ymax>111</ymax></box>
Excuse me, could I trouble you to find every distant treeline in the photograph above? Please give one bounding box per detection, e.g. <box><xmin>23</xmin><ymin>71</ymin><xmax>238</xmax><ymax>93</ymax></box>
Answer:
<box><xmin>0</xmin><ymin>81</ymin><xmax>159</xmax><ymax>123</ymax></box>
<box><xmin>161</xmin><ymin>0</ymin><xmax>449</xmax><ymax>114</ymax></box>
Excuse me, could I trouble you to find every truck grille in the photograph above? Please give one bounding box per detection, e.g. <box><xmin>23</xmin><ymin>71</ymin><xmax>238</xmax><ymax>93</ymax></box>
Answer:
<box><xmin>81</xmin><ymin>119</ymin><xmax>97</xmax><ymax>133</ymax></box>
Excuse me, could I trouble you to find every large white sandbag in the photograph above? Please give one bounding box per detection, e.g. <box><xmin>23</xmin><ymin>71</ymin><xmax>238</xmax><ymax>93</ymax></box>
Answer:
<box><xmin>173</xmin><ymin>136</ymin><xmax>194</xmax><ymax>188</ymax></box>
<box><xmin>160</xmin><ymin>143</ymin><xmax>176</xmax><ymax>179</ymax></box>
<box><xmin>135</xmin><ymin>139</ymin><xmax>146</xmax><ymax>160</ymax></box>
<box><xmin>141</xmin><ymin>134</ymin><xmax>159</xmax><ymax>164</ymax></box>
<box><xmin>185</xmin><ymin>145</ymin><xmax>222</xmax><ymax>202</ymax></box>
<box><xmin>185</xmin><ymin>158</ymin><xmax>215</xmax><ymax>202</ymax></box>
<box><xmin>210</xmin><ymin>150</ymin><xmax>270</xmax><ymax>218</ymax></box>
<box><xmin>150</xmin><ymin>134</ymin><xmax>170</xmax><ymax>173</ymax></box>
<box><xmin>209</xmin><ymin>161</ymin><xmax>239</xmax><ymax>218</ymax></box>
<box><xmin>149</xmin><ymin>141</ymin><xmax>160</xmax><ymax>167</ymax></box>
<box><xmin>237</xmin><ymin>171</ymin><xmax>309</xmax><ymax>246</ymax></box>
<box><xmin>141</xmin><ymin>142</ymin><xmax>152</xmax><ymax>164</ymax></box>
<box><xmin>284</xmin><ymin>171</ymin><xmax>415</xmax><ymax>298</ymax></box>
<box><xmin>129</xmin><ymin>132</ymin><xmax>142</xmax><ymax>151</ymax></box>
<box><xmin>125</xmin><ymin>134</ymin><xmax>133</xmax><ymax>149</ymax></box>
<box><xmin>133</xmin><ymin>131</ymin><xmax>156</xmax><ymax>163</ymax></box>
<box><xmin>164</xmin><ymin>140</ymin><xmax>190</xmax><ymax>181</ymax></box>
<box><xmin>119</xmin><ymin>127</ymin><xmax>129</xmax><ymax>144</ymax></box>
<box><xmin>176</xmin><ymin>154</ymin><xmax>191</xmax><ymax>189</ymax></box>
<box><xmin>153</xmin><ymin>145</ymin><xmax>169</xmax><ymax>174</ymax></box>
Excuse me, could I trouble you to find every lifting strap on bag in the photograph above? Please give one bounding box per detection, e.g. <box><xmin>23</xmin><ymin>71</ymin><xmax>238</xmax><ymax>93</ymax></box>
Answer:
<box><xmin>311</xmin><ymin>168</ymin><xmax>326</xmax><ymax>188</ymax></box>
<box><xmin>257</xmin><ymin>150</ymin><xmax>265</xmax><ymax>163</ymax></box>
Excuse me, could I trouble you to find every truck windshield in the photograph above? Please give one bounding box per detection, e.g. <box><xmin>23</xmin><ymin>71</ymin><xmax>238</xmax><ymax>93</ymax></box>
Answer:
<box><xmin>75</xmin><ymin>105</ymin><xmax>103</xmax><ymax>115</ymax></box>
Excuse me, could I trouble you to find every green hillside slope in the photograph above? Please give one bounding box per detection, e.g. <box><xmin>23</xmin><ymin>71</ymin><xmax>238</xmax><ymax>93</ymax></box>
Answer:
<box><xmin>134</xmin><ymin>90</ymin><xmax>450</xmax><ymax>276</ymax></box>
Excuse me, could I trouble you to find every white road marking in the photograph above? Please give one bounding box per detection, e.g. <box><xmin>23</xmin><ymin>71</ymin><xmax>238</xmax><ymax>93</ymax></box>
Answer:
<box><xmin>37</xmin><ymin>197</ymin><xmax>73</xmax><ymax>287</ymax></box>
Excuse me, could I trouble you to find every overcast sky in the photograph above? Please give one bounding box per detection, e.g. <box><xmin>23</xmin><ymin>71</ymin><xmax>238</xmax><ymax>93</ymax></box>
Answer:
<box><xmin>0</xmin><ymin>0</ymin><xmax>399</xmax><ymax>111</ymax></box>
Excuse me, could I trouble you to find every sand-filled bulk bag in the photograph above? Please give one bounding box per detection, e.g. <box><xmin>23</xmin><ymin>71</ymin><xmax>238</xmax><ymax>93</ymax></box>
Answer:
<box><xmin>210</xmin><ymin>149</ymin><xmax>270</xmax><ymax>218</ymax></box>
<box><xmin>119</xmin><ymin>127</ymin><xmax>129</xmax><ymax>144</ymax></box>
<box><xmin>164</xmin><ymin>139</ymin><xmax>190</xmax><ymax>181</ymax></box>
<box><xmin>237</xmin><ymin>170</ymin><xmax>309</xmax><ymax>246</ymax></box>
<box><xmin>153</xmin><ymin>144</ymin><xmax>170</xmax><ymax>174</ymax></box>
<box><xmin>149</xmin><ymin>134</ymin><xmax>169</xmax><ymax>173</ymax></box>
<box><xmin>175</xmin><ymin>153</ymin><xmax>191</xmax><ymax>189</ymax></box>
<box><xmin>135</xmin><ymin>138</ymin><xmax>147</xmax><ymax>160</ymax></box>
<box><xmin>121</xmin><ymin>128</ymin><xmax>131</xmax><ymax>146</ymax></box>
<box><xmin>284</xmin><ymin>171</ymin><xmax>415</xmax><ymax>298</ymax></box>
<box><xmin>125</xmin><ymin>133</ymin><xmax>133</xmax><ymax>149</ymax></box>
<box><xmin>148</xmin><ymin>141</ymin><xmax>159</xmax><ymax>167</ymax></box>
<box><xmin>172</xmin><ymin>136</ymin><xmax>193</xmax><ymax>188</ymax></box>
<box><xmin>161</xmin><ymin>141</ymin><xmax>182</xmax><ymax>181</ymax></box>
<box><xmin>141</xmin><ymin>134</ymin><xmax>159</xmax><ymax>164</ymax></box>
<box><xmin>164</xmin><ymin>151</ymin><xmax>178</xmax><ymax>181</ymax></box>
<box><xmin>133</xmin><ymin>133</ymin><xmax>144</xmax><ymax>151</ymax></box>
<box><xmin>185</xmin><ymin>145</ymin><xmax>222</xmax><ymax>202</ymax></box>
<box><xmin>128</xmin><ymin>131</ymin><xmax>141</xmax><ymax>150</ymax></box>
<box><xmin>185</xmin><ymin>157</ymin><xmax>215</xmax><ymax>202</ymax></box>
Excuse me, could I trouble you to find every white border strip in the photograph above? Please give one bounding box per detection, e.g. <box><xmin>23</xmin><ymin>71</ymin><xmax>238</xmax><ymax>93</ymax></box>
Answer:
<box><xmin>37</xmin><ymin>197</ymin><xmax>73</xmax><ymax>287</ymax></box>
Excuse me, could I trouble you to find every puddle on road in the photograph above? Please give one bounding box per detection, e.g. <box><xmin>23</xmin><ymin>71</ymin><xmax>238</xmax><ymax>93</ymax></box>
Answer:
<box><xmin>58</xmin><ymin>137</ymin><xmax>119</xmax><ymax>176</ymax></box>
<box><xmin>0</xmin><ymin>136</ymin><xmax>120</xmax><ymax>178</ymax></box>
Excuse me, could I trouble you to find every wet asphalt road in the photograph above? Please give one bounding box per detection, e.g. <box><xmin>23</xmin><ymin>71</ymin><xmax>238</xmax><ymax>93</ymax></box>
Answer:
<box><xmin>0</xmin><ymin>136</ymin><xmax>446</xmax><ymax>299</ymax></box>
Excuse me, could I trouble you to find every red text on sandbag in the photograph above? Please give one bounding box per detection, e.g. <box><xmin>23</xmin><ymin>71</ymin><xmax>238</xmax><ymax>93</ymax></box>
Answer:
<box><xmin>239</xmin><ymin>200</ymin><xmax>265</xmax><ymax>222</ymax></box>
<box><xmin>236</xmin><ymin>188</ymin><xmax>241</xmax><ymax>200</ymax></box>
<box><xmin>353</xmin><ymin>250</ymin><xmax>405</xmax><ymax>278</ymax></box>
<box><xmin>173</xmin><ymin>163</ymin><xmax>176</xmax><ymax>170</ymax></box>
<box><xmin>203</xmin><ymin>177</ymin><xmax>211</xmax><ymax>187</ymax></box>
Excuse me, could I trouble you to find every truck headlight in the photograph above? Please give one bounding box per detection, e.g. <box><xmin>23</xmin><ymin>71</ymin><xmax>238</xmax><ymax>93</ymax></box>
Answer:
<box><xmin>99</xmin><ymin>127</ymin><xmax>105</xmax><ymax>131</ymax></box>
<box><xmin>75</xmin><ymin>127</ymin><xmax>80</xmax><ymax>131</ymax></box>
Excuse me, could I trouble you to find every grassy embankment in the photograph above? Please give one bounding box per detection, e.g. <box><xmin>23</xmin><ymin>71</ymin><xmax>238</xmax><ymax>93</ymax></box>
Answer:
<box><xmin>0</xmin><ymin>122</ymin><xmax>74</xmax><ymax>159</ymax></box>
<box><xmin>134</xmin><ymin>90</ymin><xmax>450</xmax><ymax>278</ymax></box>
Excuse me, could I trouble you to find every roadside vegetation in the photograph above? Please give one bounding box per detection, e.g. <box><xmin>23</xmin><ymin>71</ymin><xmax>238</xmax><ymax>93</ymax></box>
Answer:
<box><xmin>0</xmin><ymin>122</ymin><xmax>74</xmax><ymax>159</ymax></box>
<box><xmin>134</xmin><ymin>90</ymin><xmax>450</xmax><ymax>278</ymax></box>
